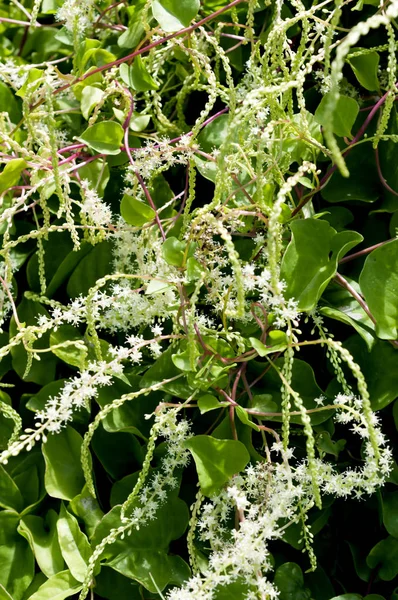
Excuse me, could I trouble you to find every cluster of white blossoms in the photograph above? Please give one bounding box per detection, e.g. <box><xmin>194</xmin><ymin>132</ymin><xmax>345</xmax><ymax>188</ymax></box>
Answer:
<box><xmin>124</xmin><ymin>138</ymin><xmax>194</xmax><ymax>181</ymax></box>
<box><xmin>168</xmin><ymin>459</ymin><xmax>303</xmax><ymax>600</ymax></box>
<box><xmin>56</xmin><ymin>0</ymin><xmax>96</xmax><ymax>37</ymax></box>
<box><xmin>167</xmin><ymin>399</ymin><xmax>392</xmax><ymax>600</ymax></box>
<box><xmin>129</xmin><ymin>413</ymin><xmax>193</xmax><ymax>524</ymax></box>
<box><xmin>79</xmin><ymin>180</ymin><xmax>112</xmax><ymax>229</ymax></box>
<box><xmin>79</xmin><ymin>409</ymin><xmax>193</xmax><ymax>600</ymax></box>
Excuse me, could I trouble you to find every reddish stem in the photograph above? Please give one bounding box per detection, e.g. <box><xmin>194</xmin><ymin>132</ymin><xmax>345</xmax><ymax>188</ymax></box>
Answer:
<box><xmin>46</xmin><ymin>0</ymin><xmax>247</xmax><ymax>102</ymax></box>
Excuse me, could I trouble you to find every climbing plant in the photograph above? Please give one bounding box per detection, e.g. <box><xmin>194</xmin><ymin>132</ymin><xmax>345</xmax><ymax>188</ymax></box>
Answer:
<box><xmin>0</xmin><ymin>0</ymin><xmax>397</xmax><ymax>599</ymax></box>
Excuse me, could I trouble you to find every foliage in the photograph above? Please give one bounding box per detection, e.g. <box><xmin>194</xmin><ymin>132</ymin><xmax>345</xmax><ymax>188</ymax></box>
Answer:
<box><xmin>0</xmin><ymin>0</ymin><xmax>397</xmax><ymax>599</ymax></box>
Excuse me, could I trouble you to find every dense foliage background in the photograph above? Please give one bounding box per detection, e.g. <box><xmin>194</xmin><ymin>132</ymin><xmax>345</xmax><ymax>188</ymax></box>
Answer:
<box><xmin>0</xmin><ymin>0</ymin><xmax>397</xmax><ymax>599</ymax></box>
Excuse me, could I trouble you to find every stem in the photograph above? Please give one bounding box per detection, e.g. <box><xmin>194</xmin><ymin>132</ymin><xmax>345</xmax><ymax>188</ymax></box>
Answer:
<box><xmin>33</xmin><ymin>0</ymin><xmax>248</xmax><ymax>106</ymax></box>
<box><xmin>334</xmin><ymin>273</ymin><xmax>376</xmax><ymax>324</ymax></box>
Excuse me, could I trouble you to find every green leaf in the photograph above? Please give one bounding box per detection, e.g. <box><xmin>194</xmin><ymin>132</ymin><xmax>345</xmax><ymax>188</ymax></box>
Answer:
<box><xmin>77</xmin><ymin>121</ymin><xmax>124</xmax><ymax>155</ymax></box>
<box><xmin>383</xmin><ymin>492</ymin><xmax>398</xmax><ymax>538</ymax></box>
<box><xmin>120</xmin><ymin>195</ymin><xmax>156</xmax><ymax>226</ymax></box>
<box><xmin>321</xmin><ymin>143</ymin><xmax>380</xmax><ymax>203</ymax></box>
<box><xmin>378</xmin><ymin>107</ymin><xmax>398</xmax><ymax>212</ymax></box>
<box><xmin>4</xmin><ymin>451</ymin><xmax>45</xmax><ymax>514</ymax></box>
<box><xmin>80</xmin><ymin>86</ymin><xmax>103</xmax><ymax>120</ymax></box>
<box><xmin>316</xmin><ymin>430</ymin><xmax>346</xmax><ymax>458</ymax></box>
<box><xmin>96</xmin><ymin>377</ymin><xmax>158</xmax><ymax>439</ymax></box>
<box><xmin>250</xmin><ymin>331</ymin><xmax>288</xmax><ymax>356</ymax></box>
<box><xmin>198</xmin><ymin>114</ymin><xmax>229</xmax><ymax>152</ymax></box>
<box><xmin>9</xmin><ymin>299</ymin><xmax>57</xmax><ymax>385</ymax></box>
<box><xmin>249</xmin><ymin>358</ymin><xmax>332</xmax><ymax>425</ymax></box>
<box><xmin>69</xmin><ymin>486</ymin><xmax>104</xmax><ymax>540</ymax></box>
<box><xmin>0</xmin><ymin>159</ymin><xmax>26</xmax><ymax>195</ymax></box>
<box><xmin>42</xmin><ymin>426</ymin><xmax>85</xmax><ymax>500</ymax></box>
<box><xmin>348</xmin><ymin>49</ymin><xmax>380</xmax><ymax>91</ymax></box>
<box><xmin>281</xmin><ymin>219</ymin><xmax>362</xmax><ymax>311</ymax></box>
<box><xmin>67</xmin><ymin>241</ymin><xmax>112</xmax><ymax>298</ymax></box>
<box><xmin>26</xmin><ymin>379</ymin><xmax>68</xmax><ymax>413</ymax></box>
<box><xmin>152</xmin><ymin>0</ymin><xmax>200</xmax><ymax>32</ymax></box>
<box><xmin>92</xmin><ymin>498</ymin><xmax>190</xmax><ymax>592</ymax></box>
<box><xmin>162</xmin><ymin>237</ymin><xmax>186</xmax><ymax>267</ymax></box>
<box><xmin>0</xmin><ymin>81</ymin><xmax>21</xmax><ymax>123</ymax></box>
<box><xmin>27</xmin><ymin>230</ymin><xmax>74</xmax><ymax>294</ymax></box>
<box><xmin>359</xmin><ymin>239</ymin><xmax>398</xmax><ymax>339</ymax></box>
<box><xmin>18</xmin><ymin>510</ymin><xmax>64</xmax><ymax>578</ymax></box>
<box><xmin>0</xmin><ymin>584</ymin><xmax>13</xmax><ymax>600</ymax></box>
<box><xmin>140</xmin><ymin>345</ymin><xmax>193</xmax><ymax>399</ymax></box>
<box><xmin>91</xmin><ymin>425</ymin><xmax>143</xmax><ymax>480</ymax></box>
<box><xmin>186</xmin><ymin>256</ymin><xmax>205</xmax><ymax>282</ymax></box>
<box><xmin>366</xmin><ymin>536</ymin><xmax>398</xmax><ymax>580</ymax></box>
<box><xmin>315</xmin><ymin>94</ymin><xmax>359</xmax><ymax>138</ymax></box>
<box><xmin>56</xmin><ymin>504</ymin><xmax>92</xmax><ymax>583</ymax></box>
<box><xmin>27</xmin><ymin>570</ymin><xmax>82</xmax><ymax>600</ymax></box>
<box><xmin>78</xmin><ymin>159</ymin><xmax>110</xmax><ymax>198</ymax></box>
<box><xmin>197</xmin><ymin>394</ymin><xmax>228</xmax><ymax>414</ymax></box>
<box><xmin>50</xmin><ymin>325</ymin><xmax>88</xmax><ymax>368</ymax></box>
<box><xmin>118</xmin><ymin>22</ymin><xmax>145</xmax><ymax>49</ymax></box>
<box><xmin>281</xmin><ymin>110</ymin><xmax>323</xmax><ymax>165</ymax></box>
<box><xmin>329</xmin><ymin>596</ymin><xmax>362</xmax><ymax>600</ymax></box>
<box><xmin>120</xmin><ymin>57</ymin><xmax>158</xmax><ymax>92</ymax></box>
<box><xmin>320</xmin><ymin>278</ymin><xmax>376</xmax><ymax>351</ymax></box>
<box><xmin>343</xmin><ymin>335</ymin><xmax>398</xmax><ymax>410</ymax></box>
<box><xmin>274</xmin><ymin>563</ymin><xmax>312</xmax><ymax>600</ymax></box>
<box><xmin>114</xmin><ymin>109</ymin><xmax>151</xmax><ymax>132</ymax></box>
<box><xmin>15</xmin><ymin>68</ymin><xmax>43</xmax><ymax>98</ymax></box>
<box><xmin>235</xmin><ymin>406</ymin><xmax>260</xmax><ymax>431</ymax></box>
<box><xmin>95</xmin><ymin>567</ymin><xmax>141</xmax><ymax>600</ymax></box>
<box><xmin>0</xmin><ymin>463</ymin><xmax>24</xmax><ymax>512</ymax></box>
<box><xmin>250</xmin><ymin>394</ymin><xmax>278</xmax><ymax>415</ymax></box>
<box><xmin>184</xmin><ymin>436</ymin><xmax>250</xmax><ymax>497</ymax></box>
<box><xmin>0</xmin><ymin>511</ymin><xmax>34</xmax><ymax>600</ymax></box>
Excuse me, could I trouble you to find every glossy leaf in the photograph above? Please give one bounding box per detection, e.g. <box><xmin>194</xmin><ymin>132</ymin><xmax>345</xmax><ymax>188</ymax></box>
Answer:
<box><xmin>315</xmin><ymin>94</ymin><xmax>359</xmax><ymax>138</ymax></box>
<box><xmin>152</xmin><ymin>0</ymin><xmax>200</xmax><ymax>32</ymax></box>
<box><xmin>95</xmin><ymin>567</ymin><xmax>141</xmax><ymax>600</ymax></box>
<box><xmin>382</xmin><ymin>492</ymin><xmax>398</xmax><ymax>538</ymax></box>
<box><xmin>185</xmin><ymin>436</ymin><xmax>250</xmax><ymax>497</ymax></box>
<box><xmin>69</xmin><ymin>486</ymin><xmax>104</xmax><ymax>539</ymax></box>
<box><xmin>359</xmin><ymin>239</ymin><xmax>398</xmax><ymax>339</ymax></box>
<box><xmin>162</xmin><ymin>237</ymin><xmax>186</xmax><ymax>267</ymax></box>
<box><xmin>92</xmin><ymin>497</ymin><xmax>190</xmax><ymax>592</ymax></box>
<box><xmin>250</xmin><ymin>330</ymin><xmax>288</xmax><ymax>356</ymax></box>
<box><xmin>0</xmin><ymin>511</ymin><xmax>34</xmax><ymax>600</ymax></box>
<box><xmin>50</xmin><ymin>325</ymin><xmax>88</xmax><ymax>368</ymax></box>
<box><xmin>120</xmin><ymin>57</ymin><xmax>158</xmax><ymax>92</ymax></box>
<box><xmin>56</xmin><ymin>504</ymin><xmax>92</xmax><ymax>582</ymax></box>
<box><xmin>197</xmin><ymin>394</ymin><xmax>228</xmax><ymax>414</ymax></box>
<box><xmin>80</xmin><ymin>85</ymin><xmax>103</xmax><ymax>120</ymax></box>
<box><xmin>118</xmin><ymin>22</ymin><xmax>145</xmax><ymax>49</ymax></box>
<box><xmin>321</xmin><ymin>144</ymin><xmax>380</xmax><ymax>203</ymax></box>
<box><xmin>347</xmin><ymin>50</ymin><xmax>380</xmax><ymax>91</ymax></box>
<box><xmin>343</xmin><ymin>335</ymin><xmax>398</xmax><ymax>410</ymax></box>
<box><xmin>9</xmin><ymin>299</ymin><xmax>57</xmax><ymax>385</ymax></box>
<box><xmin>0</xmin><ymin>463</ymin><xmax>24</xmax><ymax>512</ymax></box>
<box><xmin>0</xmin><ymin>159</ymin><xmax>26</xmax><ymax>195</ymax></box>
<box><xmin>77</xmin><ymin>121</ymin><xmax>124</xmax><ymax>155</ymax></box>
<box><xmin>248</xmin><ymin>358</ymin><xmax>332</xmax><ymax>425</ymax></box>
<box><xmin>198</xmin><ymin>114</ymin><xmax>229</xmax><ymax>152</ymax></box>
<box><xmin>120</xmin><ymin>195</ymin><xmax>156</xmax><ymax>226</ymax></box>
<box><xmin>18</xmin><ymin>510</ymin><xmax>64</xmax><ymax>577</ymax></box>
<box><xmin>274</xmin><ymin>562</ymin><xmax>312</xmax><ymax>600</ymax></box>
<box><xmin>281</xmin><ymin>219</ymin><xmax>362</xmax><ymax>311</ymax></box>
<box><xmin>67</xmin><ymin>241</ymin><xmax>113</xmax><ymax>298</ymax></box>
<box><xmin>42</xmin><ymin>426</ymin><xmax>85</xmax><ymax>500</ymax></box>
<box><xmin>27</xmin><ymin>570</ymin><xmax>82</xmax><ymax>600</ymax></box>
<box><xmin>366</xmin><ymin>536</ymin><xmax>398</xmax><ymax>580</ymax></box>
